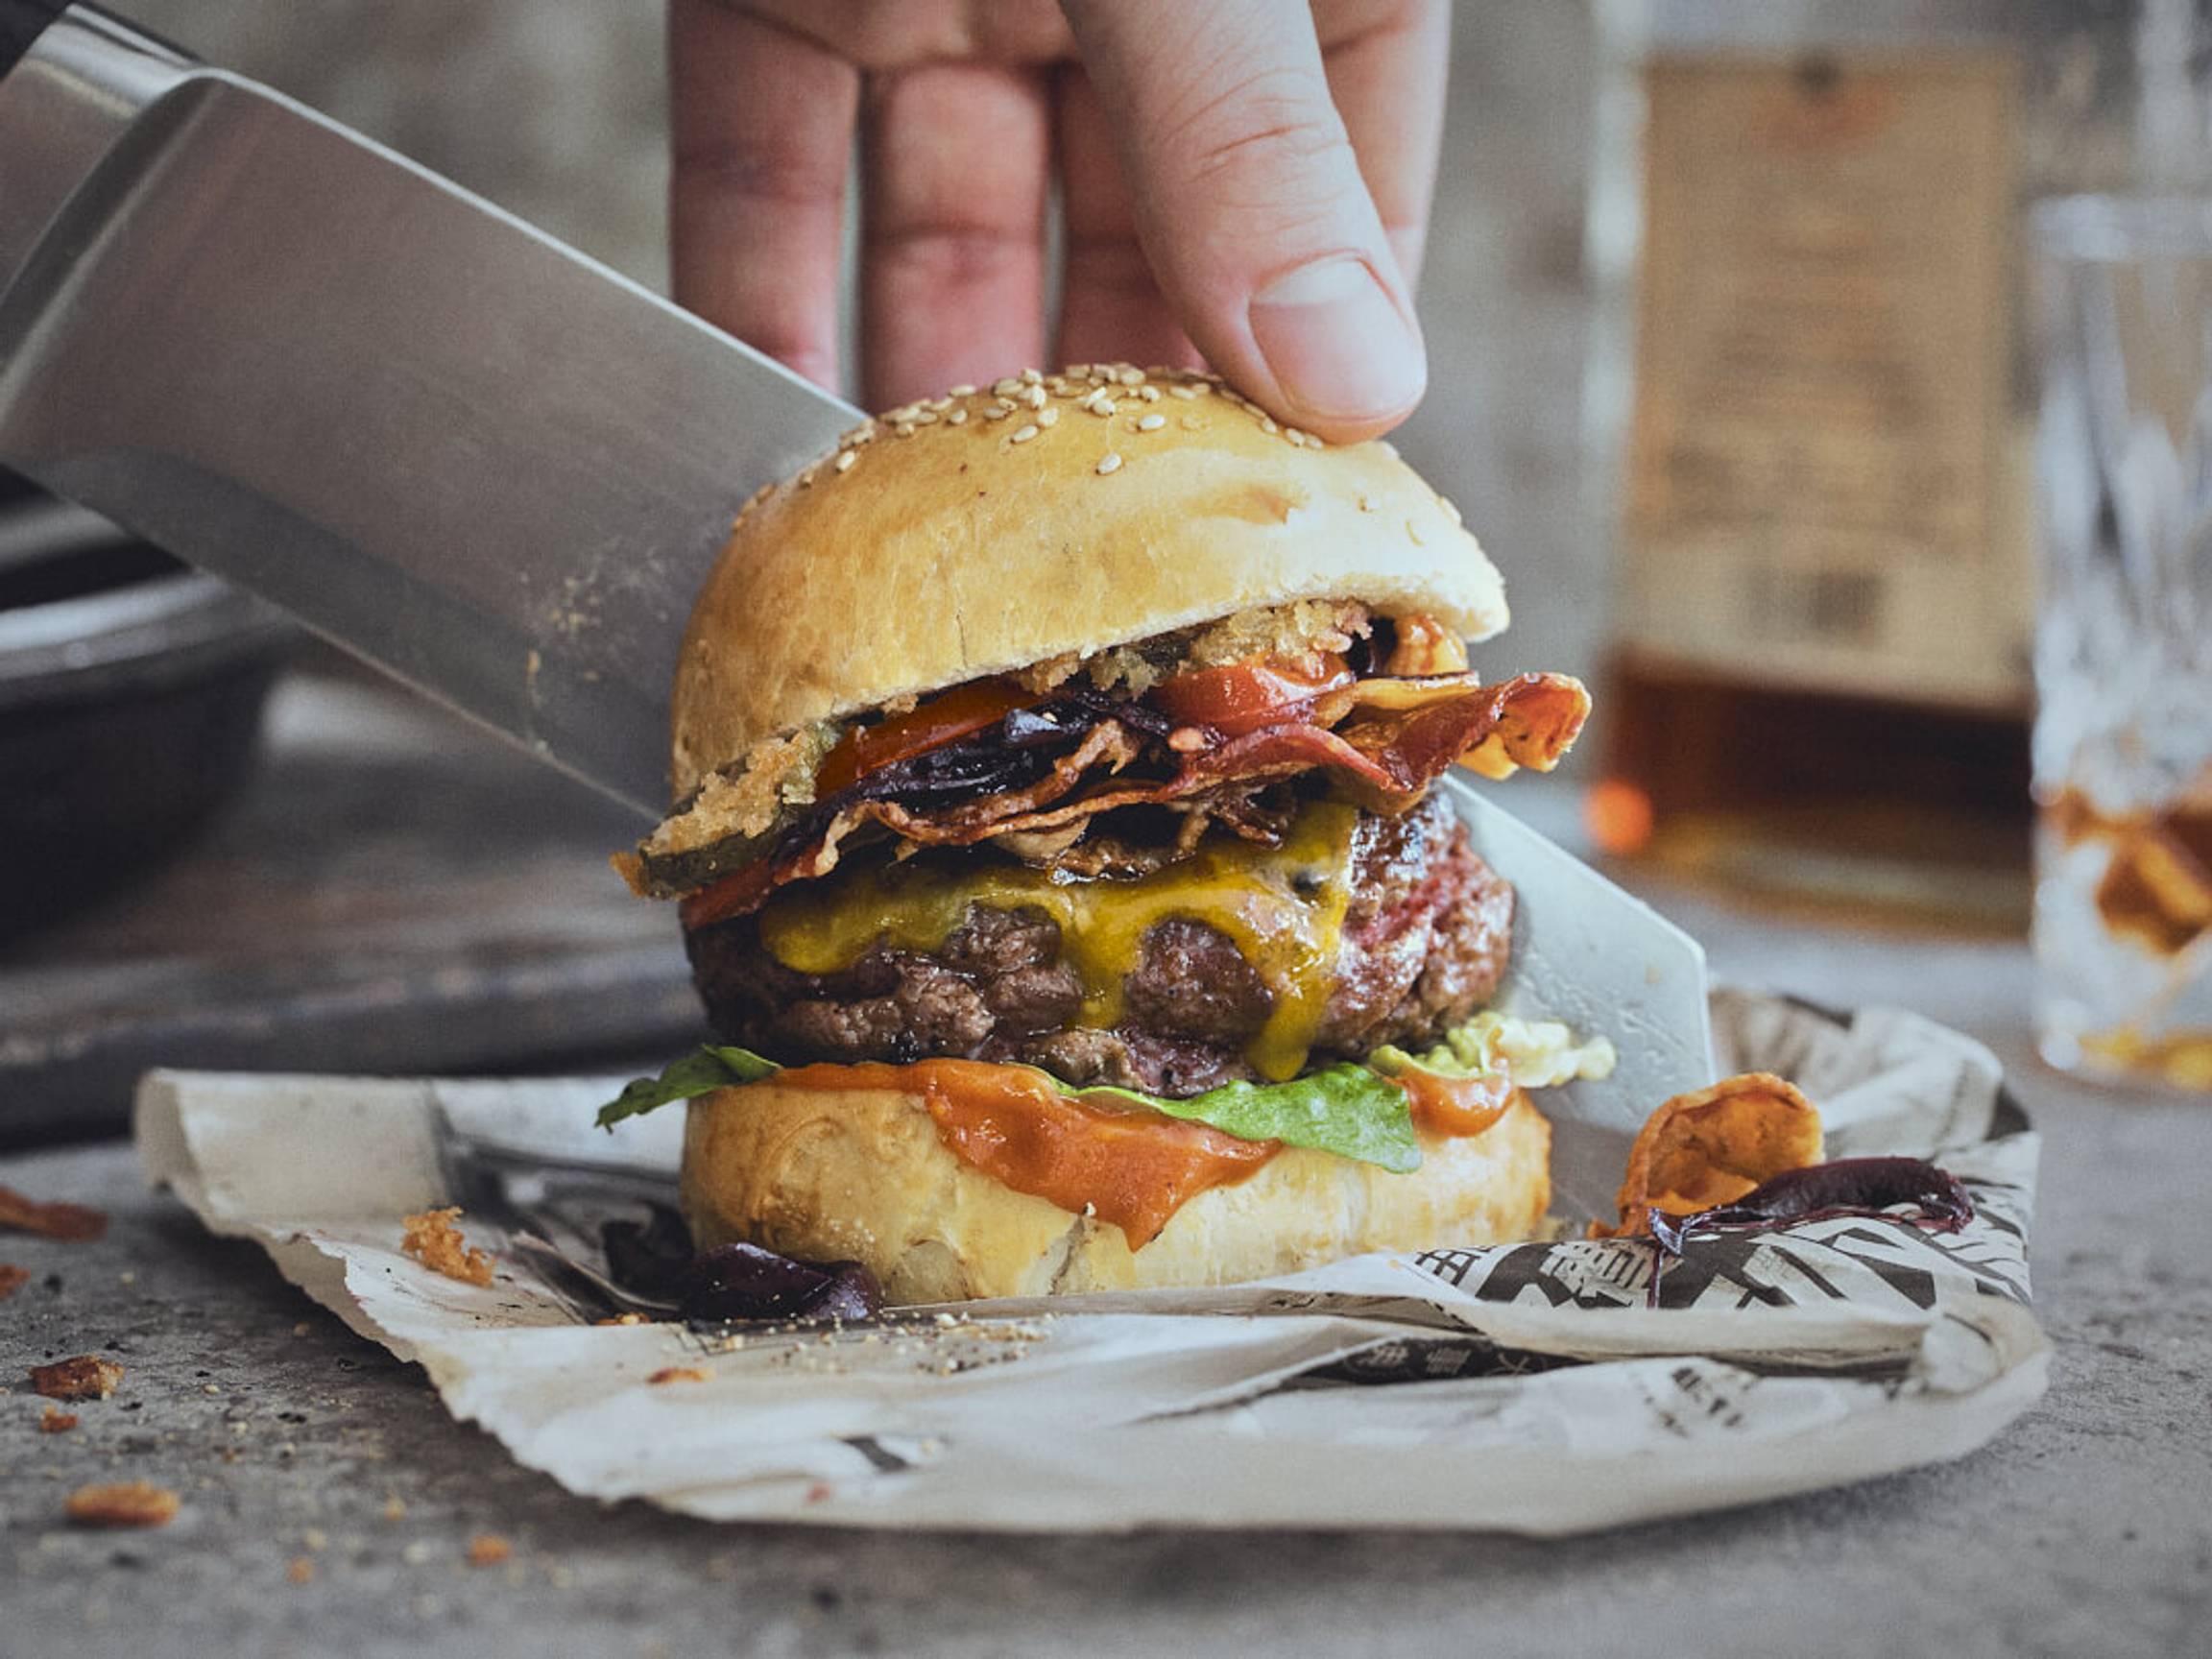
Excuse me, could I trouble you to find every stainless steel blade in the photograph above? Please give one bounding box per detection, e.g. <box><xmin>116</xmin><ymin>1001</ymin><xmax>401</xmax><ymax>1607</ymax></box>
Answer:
<box><xmin>0</xmin><ymin>11</ymin><xmax>859</xmax><ymax>816</ymax></box>
<box><xmin>1443</xmin><ymin>778</ymin><xmax>1716</xmax><ymax>1221</ymax></box>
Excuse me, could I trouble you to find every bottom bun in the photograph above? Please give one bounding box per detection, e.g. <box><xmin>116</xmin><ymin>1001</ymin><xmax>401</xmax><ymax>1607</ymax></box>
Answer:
<box><xmin>679</xmin><ymin>1074</ymin><xmax>1551</xmax><ymax>1304</ymax></box>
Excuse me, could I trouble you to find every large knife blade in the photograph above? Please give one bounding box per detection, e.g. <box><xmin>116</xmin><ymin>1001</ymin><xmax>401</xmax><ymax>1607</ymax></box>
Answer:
<box><xmin>0</xmin><ymin>7</ymin><xmax>860</xmax><ymax>816</ymax></box>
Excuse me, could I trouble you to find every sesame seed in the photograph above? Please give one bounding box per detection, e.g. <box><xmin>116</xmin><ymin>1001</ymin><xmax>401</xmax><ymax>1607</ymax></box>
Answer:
<box><xmin>948</xmin><ymin>383</ymin><xmax>976</xmax><ymax>397</ymax></box>
<box><xmin>1020</xmin><ymin>368</ymin><xmax>1043</xmax><ymax>384</ymax></box>
<box><xmin>1137</xmin><ymin>413</ymin><xmax>1166</xmax><ymax>432</ymax></box>
<box><xmin>1024</xmin><ymin>384</ymin><xmax>1047</xmax><ymax>409</ymax></box>
<box><xmin>985</xmin><ymin>400</ymin><xmax>1013</xmax><ymax>420</ymax></box>
<box><xmin>913</xmin><ymin>409</ymin><xmax>940</xmax><ymax>425</ymax></box>
<box><xmin>947</xmin><ymin>408</ymin><xmax>969</xmax><ymax>425</ymax></box>
<box><xmin>893</xmin><ymin>422</ymin><xmax>916</xmax><ymax>438</ymax></box>
<box><xmin>1037</xmin><ymin>406</ymin><xmax>1059</xmax><ymax>427</ymax></box>
<box><xmin>992</xmin><ymin>377</ymin><xmax>1022</xmax><ymax>397</ymax></box>
<box><xmin>1286</xmin><ymin>427</ymin><xmax>1310</xmax><ymax>446</ymax></box>
<box><xmin>1169</xmin><ymin>384</ymin><xmax>1200</xmax><ymax>400</ymax></box>
<box><xmin>1062</xmin><ymin>364</ymin><xmax>1088</xmax><ymax>379</ymax></box>
<box><xmin>833</xmin><ymin>449</ymin><xmax>857</xmax><ymax>472</ymax></box>
<box><xmin>1095</xmin><ymin>452</ymin><xmax>1123</xmax><ymax>475</ymax></box>
<box><xmin>1010</xmin><ymin>422</ymin><xmax>1040</xmax><ymax>444</ymax></box>
<box><xmin>1089</xmin><ymin>397</ymin><xmax>1118</xmax><ymax>417</ymax></box>
<box><xmin>1260</xmin><ymin>416</ymin><xmax>1280</xmax><ymax>434</ymax></box>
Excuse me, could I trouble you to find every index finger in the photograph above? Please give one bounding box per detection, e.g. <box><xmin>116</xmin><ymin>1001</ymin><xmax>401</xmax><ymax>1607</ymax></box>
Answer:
<box><xmin>668</xmin><ymin>0</ymin><xmax>858</xmax><ymax>393</ymax></box>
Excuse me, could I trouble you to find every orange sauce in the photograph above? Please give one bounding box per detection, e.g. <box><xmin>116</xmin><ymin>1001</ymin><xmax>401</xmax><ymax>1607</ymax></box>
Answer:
<box><xmin>1394</xmin><ymin>1069</ymin><xmax>1517</xmax><ymax>1139</ymax></box>
<box><xmin>774</xmin><ymin>1058</ymin><xmax>1522</xmax><ymax>1249</ymax></box>
<box><xmin>775</xmin><ymin>1060</ymin><xmax>1278</xmax><ymax>1249</ymax></box>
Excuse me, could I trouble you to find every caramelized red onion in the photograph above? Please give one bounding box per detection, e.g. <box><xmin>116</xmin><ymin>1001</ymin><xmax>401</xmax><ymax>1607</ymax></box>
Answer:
<box><xmin>1646</xmin><ymin>1156</ymin><xmax>1976</xmax><ymax>1257</ymax></box>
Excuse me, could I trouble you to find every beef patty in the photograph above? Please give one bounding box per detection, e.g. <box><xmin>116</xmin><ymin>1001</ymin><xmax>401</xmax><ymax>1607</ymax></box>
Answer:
<box><xmin>685</xmin><ymin>793</ymin><xmax>1512</xmax><ymax>1097</ymax></box>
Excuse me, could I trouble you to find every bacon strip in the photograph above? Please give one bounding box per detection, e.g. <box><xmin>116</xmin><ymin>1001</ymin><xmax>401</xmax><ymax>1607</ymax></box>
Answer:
<box><xmin>680</xmin><ymin>672</ymin><xmax>1587</xmax><ymax>929</ymax></box>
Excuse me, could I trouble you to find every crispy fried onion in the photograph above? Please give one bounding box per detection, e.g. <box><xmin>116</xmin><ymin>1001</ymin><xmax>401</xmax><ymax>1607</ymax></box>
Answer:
<box><xmin>678</xmin><ymin>671</ymin><xmax>1588</xmax><ymax>929</ymax></box>
<box><xmin>1590</xmin><ymin>1071</ymin><xmax>1825</xmax><ymax>1240</ymax></box>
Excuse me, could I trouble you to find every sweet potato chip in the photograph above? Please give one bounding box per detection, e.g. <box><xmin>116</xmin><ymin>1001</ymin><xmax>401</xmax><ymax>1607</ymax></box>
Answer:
<box><xmin>1594</xmin><ymin>1071</ymin><xmax>1824</xmax><ymax>1239</ymax></box>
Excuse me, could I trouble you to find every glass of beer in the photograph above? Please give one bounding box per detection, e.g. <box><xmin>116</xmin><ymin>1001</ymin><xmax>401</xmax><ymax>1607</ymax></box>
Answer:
<box><xmin>2032</xmin><ymin>197</ymin><xmax>2212</xmax><ymax>1093</ymax></box>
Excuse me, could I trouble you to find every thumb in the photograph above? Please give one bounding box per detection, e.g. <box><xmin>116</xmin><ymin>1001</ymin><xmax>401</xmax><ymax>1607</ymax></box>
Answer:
<box><xmin>1058</xmin><ymin>0</ymin><xmax>1427</xmax><ymax>443</ymax></box>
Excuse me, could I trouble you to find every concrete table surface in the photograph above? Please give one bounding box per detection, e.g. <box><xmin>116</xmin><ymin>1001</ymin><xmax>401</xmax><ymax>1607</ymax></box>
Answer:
<box><xmin>6</xmin><ymin>883</ymin><xmax>2211</xmax><ymax>1658</ymax></box>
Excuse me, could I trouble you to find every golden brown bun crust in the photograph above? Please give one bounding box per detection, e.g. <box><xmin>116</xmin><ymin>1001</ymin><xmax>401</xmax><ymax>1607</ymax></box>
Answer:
<box><xmin>678</xmin><ymin>1077</ymin><xmax>1550</xmax><ymax>1305</ymax></box>
<box><xmin>670</xmin><ymin>370</ymin><xmax>1507</xmax><ymax>800</ymax></box>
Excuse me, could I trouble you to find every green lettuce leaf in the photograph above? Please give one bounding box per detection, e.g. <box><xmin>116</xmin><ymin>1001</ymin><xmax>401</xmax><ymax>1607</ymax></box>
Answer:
<box><xmin>1063</xmin><ymin>1066</ymin><xmax>1420</xmax><ymax>1172</ymax></box>
<box><xmin>595</xmin><ymin>1045</ymin><xmax>781</xmax><ymax>1129</ymax></box>
<box><xmin>594</xmin><ymin>1046</ymin><xmax>1418</xmax><ymax>1169</ymax></box>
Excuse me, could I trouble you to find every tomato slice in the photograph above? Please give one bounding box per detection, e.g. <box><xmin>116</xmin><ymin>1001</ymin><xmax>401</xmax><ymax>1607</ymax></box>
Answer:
<box><xmin>678</xmin><ymin>860</ymin><xmax>774</xmax><ymax>933</ymax></box>
<box><xmin>1147</xmin><ymin>654</ymin><xmax>1355</xmax><ymax>738</ymax></box>
<box><xmin>815</xmin><ymin>677</ymin><xmax>1033</xmax><ymax>796</ymax></box>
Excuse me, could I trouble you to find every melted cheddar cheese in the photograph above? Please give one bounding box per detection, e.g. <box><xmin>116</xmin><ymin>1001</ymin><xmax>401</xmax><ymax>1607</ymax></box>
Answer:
<box><xmin>756</xmin><ymin>804</ymin><xmax>1360</xmax><ymax>1081</ymax></box>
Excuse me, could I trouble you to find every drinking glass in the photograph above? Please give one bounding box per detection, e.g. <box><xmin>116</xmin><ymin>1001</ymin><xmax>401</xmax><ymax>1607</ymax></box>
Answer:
<box><xmin>2032</xmin><ymin>196</ymin><xmax>2212</xmax><ymax>1092</ymax></box>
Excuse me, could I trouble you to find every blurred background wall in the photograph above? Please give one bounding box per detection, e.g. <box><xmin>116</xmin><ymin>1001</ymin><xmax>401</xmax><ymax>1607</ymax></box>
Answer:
<box><xmin>127</xmin><ymin>1</ymin><xmax>1604</xmax><ymax>693</ymax></box>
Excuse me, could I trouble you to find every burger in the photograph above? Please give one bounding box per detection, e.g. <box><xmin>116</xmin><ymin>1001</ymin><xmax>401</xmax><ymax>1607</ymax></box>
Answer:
<box><xmin>607</xmin><ymin>366</ymin><xmax>1607</xmax><ymax>1305</ymax></box>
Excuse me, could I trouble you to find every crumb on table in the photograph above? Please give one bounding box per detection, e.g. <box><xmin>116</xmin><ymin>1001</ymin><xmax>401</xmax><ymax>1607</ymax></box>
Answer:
<box><xmin>65</xmin><ymin>1481</ymin><xmax>179</xmax><ymax>1528</ymax></box>
<box><xmin>39</xmin><ymin>1407</ymin><xmax>78</xmax><ymax>1433</ymax></box>
<box><xmin>0</xmin><ymin>1184</ymin><xmax>108</xmax><ymax>1241</ymax></box>
<box><xmin>647</xmin><ymin>1366</ymin><xmax>710</xmax><ymax>1385</ymax></box>
<box><xmin>30</xmin><ymin>1355</ymin><xmax>125</xmax><ymax>1402</ymax></box>
<box><xmin>466</xmin><ymin>1533</ymin><xmax>513</xmax><ymax>1567</ymax></box>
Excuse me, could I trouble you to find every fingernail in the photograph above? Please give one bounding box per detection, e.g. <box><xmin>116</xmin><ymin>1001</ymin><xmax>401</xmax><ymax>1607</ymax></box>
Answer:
<box><xmin>1248</xmin><ymin>256</ymin><xmax>1424</xmax><ymax>424</ymax></box>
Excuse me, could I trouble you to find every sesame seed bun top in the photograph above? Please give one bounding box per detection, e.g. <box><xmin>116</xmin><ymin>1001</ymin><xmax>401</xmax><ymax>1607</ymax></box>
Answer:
<box><xmin>668</xmin><ymin>365</ymin><xmax>1508</xmax><ymax>803</ymax></box>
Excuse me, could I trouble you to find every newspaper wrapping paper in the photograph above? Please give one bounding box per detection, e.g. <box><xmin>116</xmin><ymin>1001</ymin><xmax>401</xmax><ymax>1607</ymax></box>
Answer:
<box><xmin>133</xmin><ymin>988</ymin><xmax>2046</xmax><ymax>1533</ymax></box>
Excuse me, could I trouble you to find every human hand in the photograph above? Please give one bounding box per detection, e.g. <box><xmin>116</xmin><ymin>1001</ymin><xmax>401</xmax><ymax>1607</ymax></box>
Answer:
<box><xmin>668</xmin><ymin>0</ymin><xmax>1446</xmax><ymax>443</ymax></box>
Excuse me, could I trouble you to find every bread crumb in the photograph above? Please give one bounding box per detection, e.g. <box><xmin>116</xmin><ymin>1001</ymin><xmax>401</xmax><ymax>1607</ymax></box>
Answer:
<box><xmin>399</xmin><ymin>1208</ymin><xmax>494</xmax><ymax>1288</ymax></box>
<box><xmin>646</xmin><ymin>1366</ymin><xmax>709</xmax><ymax>1385</ymax></box>
<box><xmin>0</xmin><ymin>1184</ymin><xmax>107</xmax><ymax>1241</ymax></box>
<box><xmin>466</xmin><ymin>1534</ymin><xmax>513</xmax><ymax>1567</ymax></box>
<box><xmin>65</xmin><ymin>1481</ymin><xmax>179</xmax><ymax>1528</ymax></box>
<box><xmin>594</xmin><ymin>1312</ymin><xmax>648</xmax><ymax>1327</ymax></box>
<box><xmin>1012</xmin><ymin>653</ymin><xmax>1081</xmax><ymax>694</ymax></box>
<box><xmin>0</xmin><ymin>1262</ymin><xmax>28</xmax><ymax>1300</ymax></box>
<box><xmin>39</xmin><ymin>1407</ymin><xmax>78</xmax><ymax>1433</ymax></box>
<box><xmin>1185</xmin><ymin>600</ymin><xmax>1370</xmax><ymax>673</ymax></box>
<box><xmin>382</xmin><ymin>1495</ymin><xmax>407</xmax><ymax>1523</ymax></box>
<box><xmin>30</xmin><ymin>1355</ymin><xmax>124</xmax><ymax>1402</ymax></box>
<box><xmin>286</xmin><ymin>1556</ymin><xmax>316</xmax><ymax>1585</ymax></box>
